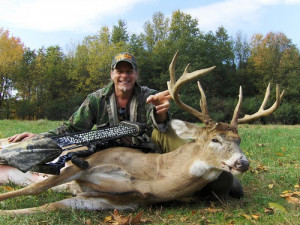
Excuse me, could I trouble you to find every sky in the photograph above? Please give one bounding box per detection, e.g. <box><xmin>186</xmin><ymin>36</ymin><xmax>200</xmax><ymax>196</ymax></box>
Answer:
<box><xmin>1</xmin><ymin>0</ymin><xmax>300</xmax><ymax>52</ymax></box>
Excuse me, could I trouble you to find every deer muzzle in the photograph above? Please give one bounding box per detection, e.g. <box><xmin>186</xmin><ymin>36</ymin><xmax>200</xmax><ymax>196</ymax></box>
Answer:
<box><xmin>234</xmin><ymin>156</ymin><xmax>249</xmax><ymax>173</ymax></box>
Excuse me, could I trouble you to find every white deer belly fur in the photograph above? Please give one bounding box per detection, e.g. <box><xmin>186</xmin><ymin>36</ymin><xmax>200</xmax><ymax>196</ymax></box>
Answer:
<box><xmin>189</xmin><ymin>160</ymin><xmax>221</xmax><ymax>181</ymax></box>
<box><xmin>83</xmin><ymin>165</ymin><xmax>132</xmax><ymax>184</ymax></box>
<box><xmin>61</xmin><ymin>196</ymin><xmax>138</xmax><ymax>211</ymax></box>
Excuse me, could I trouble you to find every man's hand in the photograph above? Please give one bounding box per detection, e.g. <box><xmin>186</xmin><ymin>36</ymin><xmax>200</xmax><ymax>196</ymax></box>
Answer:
<box><xmin>146</xmin><ymin>90</ymin><xmax>172</xmax><ymax>123</ymax></box>
<box><xmin>8</xmin><ymin>132</ymin><xmax>37</xmax><ymax>143</ymax></box>
<box><xmin>146</xmin><ymin>90</ymin><xmax>172</xmax><ymax>114</ymax></box>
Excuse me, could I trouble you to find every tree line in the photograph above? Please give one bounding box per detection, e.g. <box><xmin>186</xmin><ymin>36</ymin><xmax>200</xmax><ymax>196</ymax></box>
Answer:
<box><xmin>1</xmin><ymin>10</ymin><xmax>299</xmax><ymax>124</ymax></box>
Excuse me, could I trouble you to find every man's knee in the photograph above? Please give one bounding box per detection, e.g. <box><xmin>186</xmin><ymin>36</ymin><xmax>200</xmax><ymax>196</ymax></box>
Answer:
<box><xmin>151</xmin><ymin>126</ymin><xmax>187</xmax><ymax>153</ymax></box>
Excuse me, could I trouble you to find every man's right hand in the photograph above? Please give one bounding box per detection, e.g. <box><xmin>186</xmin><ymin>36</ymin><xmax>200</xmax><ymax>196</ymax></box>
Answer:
<box><xmin>8</xmin><ymin>132</ymin><xmax>37</xmax><ymax>143</ymax></box>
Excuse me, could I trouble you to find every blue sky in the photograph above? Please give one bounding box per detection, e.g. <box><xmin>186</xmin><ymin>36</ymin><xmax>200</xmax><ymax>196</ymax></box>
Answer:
<box><xmin>1</xmin><ymin>0</ymin><xmax>299</xmax><ymax>51</ymax></box>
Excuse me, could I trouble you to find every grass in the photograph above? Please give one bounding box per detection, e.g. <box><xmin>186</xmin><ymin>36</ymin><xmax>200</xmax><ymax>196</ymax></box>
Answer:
<box><xmin>0</xmin><ymin>120</ymin><xmax>299</xmax><ymax>224</ymax></box>
<box><xmin>0</xmin><ymin>119</ymin><xmax>63</xmax><ymax>138</ymax></box>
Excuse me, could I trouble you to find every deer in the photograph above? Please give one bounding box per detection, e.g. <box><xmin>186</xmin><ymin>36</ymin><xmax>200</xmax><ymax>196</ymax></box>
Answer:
<box><xmin>0</xmin><ymin>52</ymin><xmax>283</xmax><ymax>215</ymax></box>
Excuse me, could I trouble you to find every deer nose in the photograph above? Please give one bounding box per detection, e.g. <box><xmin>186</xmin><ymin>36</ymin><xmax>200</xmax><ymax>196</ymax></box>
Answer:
<box><xmin>235</xmin><ymin>156</ymin><xmax>249</xmax><ymax>172</ymax></box>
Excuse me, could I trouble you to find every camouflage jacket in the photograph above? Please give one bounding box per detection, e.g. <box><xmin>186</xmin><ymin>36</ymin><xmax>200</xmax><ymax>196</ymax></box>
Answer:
<box><xmin>47</xmin><ymin>82</ymin><xmax>169</xmax><ymax>137</ymax></box>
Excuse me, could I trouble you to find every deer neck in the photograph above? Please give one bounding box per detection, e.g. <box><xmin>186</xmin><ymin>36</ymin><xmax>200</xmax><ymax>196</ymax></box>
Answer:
<box><xmin>158</xmin><ymin>133</ymin><xmax>221</xmax><ymax>181</ymax></box>
<box><xmin>147</xmin><ymin>141</ymin><xmax>222</xmax><ymax>200</ymax></box>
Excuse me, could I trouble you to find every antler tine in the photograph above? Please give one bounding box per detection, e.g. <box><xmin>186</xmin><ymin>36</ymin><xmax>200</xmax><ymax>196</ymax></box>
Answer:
<box><xmin>230</xmin><ymin>86</ymin><xmax>243</xmax><ymax>129</ymax></box>
<box><xmin>168</xmin><ymin>51</ymin><xmax>178</xmax><ymax>99</ymax></box>
<box><xmin>238</xmin><ymin>84</ymin><xmax>285</xmax><ymax>124</ymax></box>
<box><xmin>197</xmin><ymin>81</ymin><xmax>209</xmax><ymax>116</ymax></box>
<box><xmin>167</xmin><ymin>51</ymin><xmax>215</xmax><ymax>125</ymax></box>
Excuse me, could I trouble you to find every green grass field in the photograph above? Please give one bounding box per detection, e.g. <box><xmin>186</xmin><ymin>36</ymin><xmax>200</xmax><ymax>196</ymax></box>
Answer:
<box><xmin>0</xmin><ymin>120</ymin><xmax>299</xmax><ymax>224</ymax></box>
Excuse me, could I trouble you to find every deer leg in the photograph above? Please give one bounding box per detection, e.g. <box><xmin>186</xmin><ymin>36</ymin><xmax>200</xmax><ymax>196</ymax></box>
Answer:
<box><xmin>0</xmin><ymin>165</ymin><xmax>50</xmax><ymax>186</ymax></box>
<box><xmin>229</xmin><ymin>176</ymin><xmax>244</xmax><ymax>198</ymax></box>
<box><xmin>0</xmin><ymin>195</ymin><xmax>138</xmax><ymax>215</ymax></box>
<box><xmin>195</xmin><ymin>171</ymin><xmax>244</xmax><ymax>200</ymax></box>
<box><xmin>197</xmin><ymin>172</ymin><xmax>231</xmax><ymax>200</ymax></box>
<box><xmin>0</xmin><ymin>165</ymin><xmax>83</xmax><ymax>201</ymax></box>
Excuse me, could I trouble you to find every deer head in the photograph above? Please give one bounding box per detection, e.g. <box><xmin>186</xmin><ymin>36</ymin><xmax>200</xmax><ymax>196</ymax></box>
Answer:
<box><xmin>168</xmin><ymin>51</ymin><xmax>284</xmax><ymax>175</ymax></box>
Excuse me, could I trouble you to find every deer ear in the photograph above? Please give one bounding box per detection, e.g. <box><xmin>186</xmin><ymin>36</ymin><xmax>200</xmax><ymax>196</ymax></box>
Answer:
<box><xmin>171</xmin><ymin>119</ymin><xmax>200</xmax><ymax>139</ymax></box>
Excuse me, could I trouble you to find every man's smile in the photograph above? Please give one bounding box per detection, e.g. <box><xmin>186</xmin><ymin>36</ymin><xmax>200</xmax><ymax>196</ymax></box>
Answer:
<box><xmin>119</xmin><ymin>79</ymin><xmax>131</xmax><ymax>84</ymax></box>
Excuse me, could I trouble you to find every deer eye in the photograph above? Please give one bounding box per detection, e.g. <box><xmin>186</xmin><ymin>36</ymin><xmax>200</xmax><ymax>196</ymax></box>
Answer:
<box><xmin>212</xmin><ymin>138</ymin><xmax>219</xmax><ymax>143</ymax></box>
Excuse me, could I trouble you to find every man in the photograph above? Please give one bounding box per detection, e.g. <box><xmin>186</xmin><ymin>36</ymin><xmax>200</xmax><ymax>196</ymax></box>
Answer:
<box><xmin>9</xmin><ymin>52</ymin><xmax>186</xmax><ymax>153</ymax></box>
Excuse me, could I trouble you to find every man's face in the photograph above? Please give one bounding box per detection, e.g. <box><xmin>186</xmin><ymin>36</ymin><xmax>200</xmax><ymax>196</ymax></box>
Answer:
<box><xmin>111</xmin><ymin>61</ymin><xmax>138</xmax><ymax>94</ymax></box>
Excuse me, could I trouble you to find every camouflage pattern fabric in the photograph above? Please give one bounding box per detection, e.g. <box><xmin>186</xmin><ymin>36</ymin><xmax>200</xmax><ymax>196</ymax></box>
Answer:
<box><xmin>0</xmin><ymin>135</ymin><xmax>62</xmax><ymax>172</ymax></box>
<box><xmin>46</xmin><ymin>82</ymin><xmax>170</xmax><ymax>137</ymax></box>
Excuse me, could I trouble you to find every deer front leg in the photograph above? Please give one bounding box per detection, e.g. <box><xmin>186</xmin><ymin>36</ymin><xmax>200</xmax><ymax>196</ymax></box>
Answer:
<box><xmin>0</xmin><ymin>165</ymin><xmax>83</xmax><ymax>201</ymax></box>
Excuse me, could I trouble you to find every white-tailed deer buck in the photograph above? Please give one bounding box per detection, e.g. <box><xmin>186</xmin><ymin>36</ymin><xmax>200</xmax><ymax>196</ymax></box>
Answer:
<box><xmin>0</xmin><ymin>52</ymin><xmax>283</xmax><ymax>215</ymax></box>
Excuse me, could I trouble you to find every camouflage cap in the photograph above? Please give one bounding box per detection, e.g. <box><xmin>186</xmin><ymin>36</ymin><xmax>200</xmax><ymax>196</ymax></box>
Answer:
<box><xmin>111</xmin><ymin>52</ymin><xmax>137</xmax><ymax>70</ymax></box>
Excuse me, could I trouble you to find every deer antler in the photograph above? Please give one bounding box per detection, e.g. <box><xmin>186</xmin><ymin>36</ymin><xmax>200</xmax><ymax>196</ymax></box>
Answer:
<box><xmin>167</xmin><ymin>51</ymin><xmax>216</xmax><ymax>125</ymax></box>
<box><xmin>237</xmin><ymin>83</ymin><xmax>284</xmax><ymax>124</ymax></box>
<box><xmin>230</xmin><ymin>86</ymin><xmax>243</xmax><ymax>129</ymax></box>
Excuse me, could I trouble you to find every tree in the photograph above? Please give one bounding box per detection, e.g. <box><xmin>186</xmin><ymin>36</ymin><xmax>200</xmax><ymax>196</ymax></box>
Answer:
<box><xmin>234</xmin><ymin>31</ymin><xmax>250</xmax><ymax>70</ymax></box>
<box><xmin>21</xmin><ymin>46</ymin><xmax>74</xmax><ymax>119</ymax></box>
<box><xmin>138</xmin><ymin>12</ymin><xmax>171</xmax><ymax>89</ymax></box>
<box><xmin>232</xmin><ymin>32</ymin><xmax>254</xmax><ymax>96</ymax></box>
<box><xmin>214</xmin><ymin>27</ymin><xmax>235</xmax><ymax>67</ymax></box>
<box><xmin>128</xmin><ymin>33</ymin><xmax>147</xmax><ymax>79</ymax></box>
<box><xmin>248</xmin><ymin>32</ymin><xmax>300</xmax><ymax>99</ymax></box>
<box><xmin>142</xmin><ymin>12</ymin><xmax>169</xmax><ymax>53</ymax></box>
<box><xmin>43</xmin><ymin>46</ymin><xmax>70</xmax><ymax>99</ymax></box>
<box><xmin>245</xmin><ymin>32</ymin><xmax>300</xmax><ymax>124</ymax></box>
<box><xmin>14</xmin><ymin>49</ymin><xmax>37</xmax><ymax>119</ymax></box>
<box><xmin>112</xmin><ymin>20</ymin><xmax>129</xmax><ymax>44</ymax></box>
<box><xmin>193</xmin><ymin>26</ymin><xmax>236</xmax><ymax>100</ymax></box>
<box><xmin>67</xmin><ymin>42</ymin><xmax>90</xmax><ymax>94</ymax></box>
<box><xmin>0</xmin><ymin>28</ymin><xmax>24</xmax><ymax>107</ymax></box>
<box><xmin>213</xmin><ymin>27</ymin><xmax>236</xmax><ymax>96</ymax></box>
<box><xmin>15</xmin><ymin>49</ymin><xmax>36</xmax><ymax>99</ymax></box>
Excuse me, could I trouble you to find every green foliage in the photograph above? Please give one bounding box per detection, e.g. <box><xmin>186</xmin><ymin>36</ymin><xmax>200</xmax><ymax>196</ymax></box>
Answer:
<box><xmin>0</xmin><ymin>28</ymin><xmax>24</xmax><ymax>107</ymax></box>
<box><xmin>234</xmin><ymin>31</ymin><xmax>251</xmax><ymax>70</ymax></box>
<box><xmin>1</xmin><ymin>11</ymin><xmax>300</xmax><ymax>124</ymax></box>
<box><xmin>111</xmin><ymin>20</ymin><xmax>129</xmax><ymax>44</ymax></box>
<box><xmin>272</xmin><ymin>101</ymin><xmax>300</xmax><ymax>124</ymax></box>
<box><xmin>141</xmin><ymin>12</ymin><xmax>169</xmax><ymax>53</ymax></box>
<box><xmin>248</xmin><ymin>32</ymin><xmax>300</xmax><ymax>101</ymax></box>
<box><xmin>43</xmin><ymin>94</ymin><xmax>85</xmax><ymax>120</ymax></box>
<box><xmin>15</xmin><ymin>99</ymin><xmax>36</xmax><ymax>120</ymax></box>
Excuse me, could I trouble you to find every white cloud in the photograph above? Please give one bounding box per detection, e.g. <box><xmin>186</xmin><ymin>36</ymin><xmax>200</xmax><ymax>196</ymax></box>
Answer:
<box><xmin>0</xmin><ymin>0</ymin><xmax>148</xmax><ymax>32</ymax></box>
<box><xmin>184</xmin><ymin>0</ymin><xmax>300</xmax><ymax>32</ymax></box>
